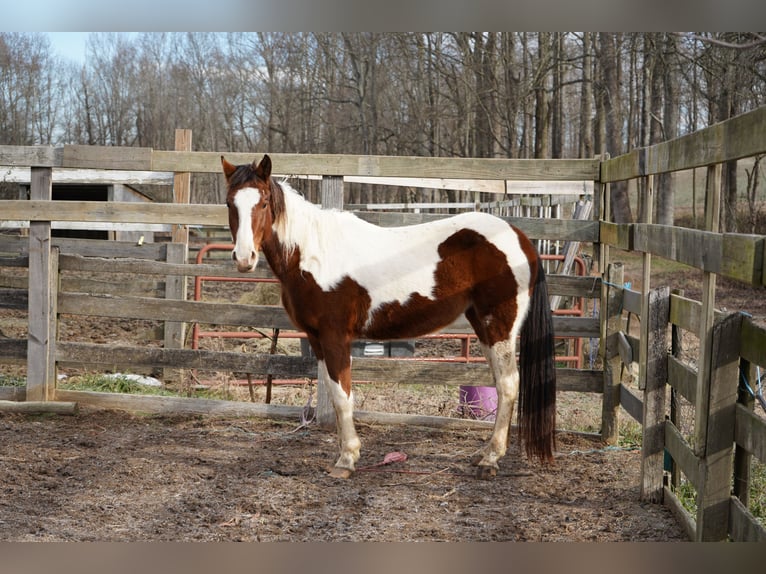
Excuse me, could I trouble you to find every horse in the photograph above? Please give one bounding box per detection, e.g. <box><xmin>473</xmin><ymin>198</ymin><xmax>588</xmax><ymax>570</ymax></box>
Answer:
<box><xmin>222</xmin><ymin>154</ymin><xmax>557</xmax><ymax>479</ymax></box>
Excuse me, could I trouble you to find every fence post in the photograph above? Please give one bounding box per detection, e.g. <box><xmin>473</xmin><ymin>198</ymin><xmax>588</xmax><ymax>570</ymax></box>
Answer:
<box><xmin>694</xmin><ymin>164</ymin><xmax>722</xmax><ymax>456</ymax></box>
<box><xmin>315</xmin><ymin>175</ymin><xmax>344</xmax><ymax>429</ymax></box>
<box><xmin>26</xmin><ymin>167</ymin><xmax>58</xmax><ymax>402</ymax></box>
<box><xmin>600</xmin><ymin>262</ymin><xmax>623</xmax><ymax>444</ymax></box>
<box><xmin>733</xmin><ymin>355</ymin><xmax>753</xmax><ymax>507</ymax></box>
<box><xmin>695</xmin><ymin>311</ymin><xmax>742</xmax><ymax>541</ymax></box>
<box><xmin>164</xmin><ymin>242</ymin><xmax>188</xmax><ymax>382</ymax></box>
<box><xmin>640</xmin><ymin>286</ymin><xmax>670</xmax><ymax>503</ymax></box>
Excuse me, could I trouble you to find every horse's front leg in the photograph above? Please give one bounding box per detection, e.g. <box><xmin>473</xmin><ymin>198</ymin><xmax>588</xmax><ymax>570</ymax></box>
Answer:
<box><xmin>318</xmin><ymin>357</ymin><xmax>361</xmax><ymax>479</ymax></box>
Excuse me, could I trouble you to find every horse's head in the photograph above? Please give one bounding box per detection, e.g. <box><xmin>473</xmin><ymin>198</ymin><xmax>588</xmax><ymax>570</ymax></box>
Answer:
<box><xmin>221</xmin><ymin>154</ymin><xmax>275</xmax><ymax>272</ymax></box>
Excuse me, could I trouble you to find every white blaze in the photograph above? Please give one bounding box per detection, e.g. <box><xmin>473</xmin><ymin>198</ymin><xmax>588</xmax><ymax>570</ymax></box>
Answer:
<box><xmin>232</xmin><ymin>187</ymin><xmax>262</xmax><ymax>267</ymax></box>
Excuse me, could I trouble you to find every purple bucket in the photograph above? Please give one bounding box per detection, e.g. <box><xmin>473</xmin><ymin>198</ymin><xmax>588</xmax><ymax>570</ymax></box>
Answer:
<box><xmin>459</xmin><ymin>385</ymin><xmax>497</xmax><ymax>421</ymax></box>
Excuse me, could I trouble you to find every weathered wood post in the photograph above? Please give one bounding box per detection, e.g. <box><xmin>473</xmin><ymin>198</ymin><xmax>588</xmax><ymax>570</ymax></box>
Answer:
<box><xmin>600</xmin><ymin>262</ymin><xmax>623</xmax><ymax>444</ymax></box>
<box><xmin>315</xmin><ymin>175</ymin><xmax>344</xmax><ymax>429</ymax></box>
<box><xmin>164</xmin><ymin>129</ymin><xmax>192</xmax><ymax>381</ymax></box>
<box><xmin>695</xmin><ymin>311</ymin><xmax>742</xmax><ymax>541</ymax></box>
<box><xmin>639</xmin><ymin>285</ymin><xmax>670</xmax><ymax>503</ymax></box>
<box><xmin>26</xmin><ymin>167</ymin><xmax>58</xmax><ymax>402</ymax></box>
<box><xmin>694</xmin><ymin>164</ymin><xmax>722</xmax><ymax>456</ymax></box>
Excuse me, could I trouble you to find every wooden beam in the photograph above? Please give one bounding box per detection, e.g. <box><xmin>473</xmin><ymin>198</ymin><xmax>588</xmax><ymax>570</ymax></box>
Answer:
<box><xmin>26</xmin><ymin>167</ymin><xmax>57</xmax><ymax>402</ymax></box>
<box><xmin>640</xmin><ymin>286</ymin><xmax>670</xmax><ymax>504</ymax></box>
<box><xmin>695</xmin><ymin>312</ymin><xmax>743</xmax><ymax>541</ymax></box>
<box><xmin>601</xmin><ymin>105</ymin><xmax>766</xmax><ymax>181</ymax></box>
<box><xmin>600</xmin><ymin>262</ymin><xmax>624</xmax><ymax>444</ymax></box>
<box><xmin>694</xmin><ymin>163</ymin><xmax>722</xmax><ymax>457</ymax></box>
<box><xmin>0</xmin><ymin>400</ymin><xmax>77</xmax><ymax>415</ymax></box>
<box><xmin>171</xmin><ymin>129</ymin><xmax>193</xmax><ymax>245</ymax></box>
<box><xmin>0</xmin><ymin>200</ymin><xmax>227</xmax><ymax>227</ymax></box>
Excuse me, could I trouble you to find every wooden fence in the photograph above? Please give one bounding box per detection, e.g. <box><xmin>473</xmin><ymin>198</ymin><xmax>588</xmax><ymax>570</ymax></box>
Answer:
<box><xmin>1</xmin><ymin>105</ymin><xmax>766</xmax><ymax>541</ymax></box>
<box><xmin>598</xmin><ymin>105</ymin><xmax>766</xmax><ymax>541</ymax></box>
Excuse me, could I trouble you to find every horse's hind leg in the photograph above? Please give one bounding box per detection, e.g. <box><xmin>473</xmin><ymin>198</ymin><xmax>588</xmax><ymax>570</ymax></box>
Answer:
<box><xmin>471</xmin><ymin>337</ymin><xmax>519</xmax><ymax>479</ymax></box>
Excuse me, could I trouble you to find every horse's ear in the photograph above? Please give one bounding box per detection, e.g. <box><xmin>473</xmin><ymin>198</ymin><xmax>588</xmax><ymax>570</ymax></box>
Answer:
<box><xmin>253</xmin><ymin>154</ymin><xmax>272</xmax><ymax>181</ymax></box>
<box><xmin>221</xmin><ymin>156</ymin><xmax>237</xmax><ymax>180</ymax></box>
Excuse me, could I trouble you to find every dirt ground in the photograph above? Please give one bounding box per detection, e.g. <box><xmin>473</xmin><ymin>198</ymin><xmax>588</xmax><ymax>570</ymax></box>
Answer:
<box><xmin>0</xmin><ymin>407</ymin><xmax>687</xmax><ymax>542</ymax></box>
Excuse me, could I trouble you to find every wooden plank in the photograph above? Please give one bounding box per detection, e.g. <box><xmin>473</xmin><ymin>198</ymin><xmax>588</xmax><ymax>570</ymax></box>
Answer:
<box><xmin>53</xmin><ymin>388</ymin><xmax>500</xmax><ymax>432</ymax></box>
<box><xmin>59</xmin><ymin>253</ymin><xmax>272</xmax><ymax>280</ymax></box>
<box><xmin>55</xmin><ymin>342</ymin><xmax>600</xmax><ymax>393</ymax></box>
<box><xmin>546</xmin><ymin>275</ymin><xmax>601</xmax><ymax>299</ymax></box>
<box><xmin>622</xmin><ymin>288</ymin><xmax>642</xmax><ymax>315</ymax></box>
<box><xmin>26</xmin><ymin>167</ymin><xmax>56</xmax><ymax>402</ymax></box>
<box><xmin>600</xmin><ymin>263</ymin><xmax>624</xmax><ymax>444</ymax></box>
<box><xmin>663</xmin><ymin>485</ymin><xmax>696</xmax><ymax>541</ymax></box>
<box><xmin>315</xmin><ymin>175</ymin><xmax>346</xmax><ymax>428</ymax></box>
<box><xmin>667</xmin><ymin>355</ymin><xmax>697</xmax><ymax>404</ymax></box>
<box><xmin>696</xmin><ymin>312</ymin><xmax>743</xmax><ymax>541</ymax></box>
<box><xmin>0</xmin><ymin>287</ymin><xmax>27</xmax><ymax>309</ymax></box>
<box><xmin>664</xmin><ymin>420</ymin><xmax>701</xmax><ymax>489</ymax></box>
<box><xmin>163</xmin><ymin>242</ymin><xmax>188</xmax><ymax>382</ymax></box>
<box><xmin>0</xmin><ymin>200</ymin><xmax>227</xmax><ymax>227</ymax></box>
<box><xmin>342</xmin><ymin>176</ymin><xmax>594</xmax><ymax>196</ymax></box>
<box><xmin>57</xmin><ymin>342</ymin><xmax>317</xmax><ymax>377</ymax></box>
<box><xmin>734</xmin><ymin>403</ymin><xmax>766</xmax><ymax>463</ymax></box>
<box><xmin>171</xmin><ymin>129</ymin><xmax>193</xmax><ymax>245</ymax></box>
<box><xmin>729</xmin><ymin>495</ymin><xmax>766</xmax><ymax>542</ymax></box>
<box><xmin>670</xmin><ymin>292</ymin><xmax>702</xmax><ymax>333</ymax></box>
<box><xmin>551</xmin><ymin>316</ymin><xmax>600</xmax><ymax>339</ymax></box>
<box><xmin>0</xmin><ymin>400</ymin><xmax>78</xmax><ymax>415</ymax></box>
<box><xmin>0</xmin><ymin>338</ymin><xmax>27</xmax><ymax>362</ymax></box>
<box><xmin>1</xmin><ymin>200</ymin><xmax>599</xmax><ymax>243</ymax></box>
<box><xmin>617</xmin><ymin>331</ymin><xmax>636</xmax><ymax>366</ymax></box>
<box><xmin>2</xmin><ymin>221</ymin><xmax>173</xmax><ymax>233</ymax></box>
<box><xmin>721</xmin><ymin>234</ymin><xmax>765</xmax><ymax>286</ymax></box>
<box><xmin>601</xmin><ymin>105</ymin><xmax>766</xmax><ymax>181</ymax></box>
<box><xmin>354</xmin><ymin>211</ymin><xmax>600</xmax><ymax>242</ymax></box>
<box><xmin>55</xmin><ymin>388</ymin><xmax>304</xmax><ymax>420</ymax></box>
<box><xmin>57</xmin><ymin>292</ymin><xmax>298</xmax><ymax>329</ymax></box>
<box><xmin>0</xmin><ymin>387</ymin><xmax>26</xmax><ymax>401</ymax></box>
<box><xmin>640</xmin><ymin>286</ymin><xmax>670</xmax><ymax>503</ymax></box>
<box><xmin>152</xmin><ymin>150</ymin><xmax>601</xmax><ymax>180</ymax></box>
<box><xmin>0</xmin><ymin>145</ymin><xmax>61</xmax><ymax>167</ymax></box>
<box><xmin>599</xmin><ymin>221</ymin><xmax>633</xmax><ymax>250</ymax></box>
<box><xmin>694</xmin><ymin>163</ymin><xmax>722</xmax><ymax>458</ymax></box>
<box><xmin>0</xmin><ymin>167</ymin><xmax>173</xmax><ymax>185</ymax></box>
<box><xmin>619</xmin><ymin>385</ymin><xmax>643</xmax><ymax>424</ymax></box>
<box><xmin>600</xmin><ymin>149</ymin><xmax>641</xmax><ymax>183</ymax></box>
<box><xmin>633</xmin><ymin>224</ymin><xmax>722</xmax><ymax>274</ymax></box>
<box><xmin>740</xmin><ymin>315</ymin><xmax>766</xmax><ymax>367</ymax></box>
<box><xmin>63</xmin><ymin>145</ymin><xmax>152</xmax><ymax>170</ymax></box>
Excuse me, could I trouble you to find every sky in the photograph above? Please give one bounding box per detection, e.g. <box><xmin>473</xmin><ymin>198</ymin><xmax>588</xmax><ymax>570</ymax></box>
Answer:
<box><xmin>46</xmin><ymin>32</ymin><xmax>90</xmax><ymax>64</ymax></box>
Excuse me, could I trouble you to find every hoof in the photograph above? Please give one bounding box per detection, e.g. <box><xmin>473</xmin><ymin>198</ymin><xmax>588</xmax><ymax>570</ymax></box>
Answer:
<box><xmin>328</xmin><ymin>466</ymin><xmax>354</xmax><ymax>479</ymax></box>
<box><xmin>475</xmin><ymin>465</ymin><xmax>497</xmax><ymax>480</ymax></box>
<box><xmin>470</xmin><ymin>453</ymin><xmax>484</xmax><ymax>467</ymax></box>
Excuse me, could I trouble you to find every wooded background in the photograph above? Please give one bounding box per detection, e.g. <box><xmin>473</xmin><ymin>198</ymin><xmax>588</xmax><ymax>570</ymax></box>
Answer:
<box><xmin>1</xmin><ymin>32</ymin><xmax>765</xmax><ymax>226</ymax></box>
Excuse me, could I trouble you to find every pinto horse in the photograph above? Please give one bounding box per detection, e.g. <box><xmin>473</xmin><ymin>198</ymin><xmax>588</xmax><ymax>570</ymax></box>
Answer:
<box><xmin>222</xmin><ymin>155</ymin><xmax>556</xmax><ymax>479</ymax></box>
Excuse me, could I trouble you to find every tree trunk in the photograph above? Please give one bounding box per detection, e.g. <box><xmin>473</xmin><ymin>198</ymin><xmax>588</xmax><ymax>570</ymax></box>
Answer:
<box><xmin>599</xmin><ymin>32</ymin><xmax>632</xmax><ymax>222</ymax></box>
<box><xmin>656</xmin><ymin>33</ymin><xmax>679</xmax><ymax>226</ymax></box>
<box><xmin>579</xmin><ymin>32</ymin><xmax>593</xmax><ymax>158</ymax></box>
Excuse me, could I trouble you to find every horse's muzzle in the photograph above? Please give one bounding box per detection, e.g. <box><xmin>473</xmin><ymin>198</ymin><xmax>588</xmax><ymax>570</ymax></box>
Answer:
<box><xmin>232</xmin><ymin>249</ymin><xmax>258</xmax><ymax>273</ymax></box>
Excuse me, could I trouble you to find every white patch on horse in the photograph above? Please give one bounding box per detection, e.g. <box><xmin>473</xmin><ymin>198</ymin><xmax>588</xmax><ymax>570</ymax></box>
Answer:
<box><xmin>273</xmin><ymin>183</ymin><xmax>532</xmax><ymax>323</ymax></box>
<box><xmin>232</xmin><ymin>187</ymin><xmax>261</xmax><ymax>266</ymax></box>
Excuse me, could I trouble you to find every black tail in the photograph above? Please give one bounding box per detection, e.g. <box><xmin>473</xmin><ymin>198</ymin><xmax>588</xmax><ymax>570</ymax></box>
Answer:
<box><xmin>518</xmin><ymin>257</ymin><xmax>557</xmax><ymax>462</ymax></box>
